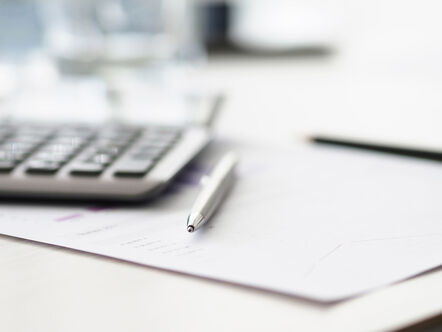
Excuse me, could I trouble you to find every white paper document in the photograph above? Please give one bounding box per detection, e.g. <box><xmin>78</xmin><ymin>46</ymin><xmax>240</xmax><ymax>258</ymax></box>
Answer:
<box><xmin>0</xmin><ymin>143</ymin><xmax>441</xmax><ymax>302</ymax></box>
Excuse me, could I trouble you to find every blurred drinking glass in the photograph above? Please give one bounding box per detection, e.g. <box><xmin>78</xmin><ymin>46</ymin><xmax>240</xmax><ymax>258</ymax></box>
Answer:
<box><xmin>41</xmin><ymin>0</ymin><xmax>205</xmax><ymax>120</ymax></box>
<box><xmin>42</xmin><ymin>0</ymin><xmax>203</xmax><ymax>76</ymax></box>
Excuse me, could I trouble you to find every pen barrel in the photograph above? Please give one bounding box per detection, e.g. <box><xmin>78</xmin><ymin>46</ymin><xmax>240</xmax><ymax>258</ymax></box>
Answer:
<box><xmin>188</xmin><ymin>152</ymin><xmax>238</xmax><ymax>229</ymax></box>
<box><xmin>199</xmin><ymin>169</ymin><xmax>235</xmax><ymax>218</ymax></box>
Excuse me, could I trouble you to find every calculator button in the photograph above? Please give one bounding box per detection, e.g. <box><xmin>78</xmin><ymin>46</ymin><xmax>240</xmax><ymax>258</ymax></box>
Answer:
<box><xmin>133</xmin><ymin>145</ymin><xmax>168</xmax><ymax>158</ymax></box>
<box><xmin>145</xmin><ymin>130</ymin><xmax>180</xmax><ymax>139</ymax></box>
<box><xmin>138</xmin><ymin>142</ymin><xmax>171</xmax><ymax>150</ymax></box>
<box><xmin>0</xmin><ymin>151</ymin><xmax>27</xmax><ymax>162</ymax></box>
<box><xmin>1</xmin><ymin>142</ymin><xmax>34</xmax><ymax>152</ymax></box>
<box><xmin>98</xmin><ymin>128</ymin><xmax>138</xmax><ymax>141</ymax></box>
<box><xmin>41</xmin><ymin>144</ymin><xmax>75</xmax><ymax>154</ymax></box>
<box><xmin>11</xmin><ymin>135</ymin><xmax>44</xmax><ymax>144</ymax></box>
<box><xmin>70</xmin><ymin>163</ymin><xmax>104</xmax><ymax>176</ymax></box>
<box><xmin>85</xmin><ymin>153</ymin><xmax>113</xmax><ymax>165</ymax></box>
<box><xmin>130</xmin><ymin>153</ymin><xmax>159</xmax><ymax>161</ymax></box>
<box><xmin>51</xmin><ymin>136</ymin><xmax>85</xmax><ymax>148</ymax></box>
<box><xmin>32</xmin><ymin>152</ymin><xmax>71</xmax><ymax>163</ymax></box>
<box><xmin>94</xmin><ymin>139</ymin><xmax>126</xmax><ymax>149</ymax></box>
<box><xmin>26</xmin><ymin>161</ymin><xmax>61</xmax><ymax>174</ymax></box>
<box><xmin>113</xmin><ymin>160</ymin><xmax>154</xmax><ymax>177</ymax></box>
<box><xmin>0</xmin><ymin>161</ymin><xmax>16</xmax><ymax>173</ymax></box>
<box><xmin>89</xmin><ymin>144</ymin><xmax>121</xmax><ymax>157</ymax></box>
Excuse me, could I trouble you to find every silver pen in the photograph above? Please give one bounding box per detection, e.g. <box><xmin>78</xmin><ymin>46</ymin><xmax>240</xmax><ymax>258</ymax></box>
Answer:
<box><xmin>187</xmin><ymin>152</ymin><xmax>238</xmax><ymax>233</ymax></box>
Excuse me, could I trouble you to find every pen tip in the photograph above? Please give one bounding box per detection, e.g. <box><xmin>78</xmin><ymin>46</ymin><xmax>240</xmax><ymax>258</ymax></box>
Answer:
<box><xmin>187</xmin><ymin>226</ymin><xmax>194</xmax><ymax>233</ymax></box>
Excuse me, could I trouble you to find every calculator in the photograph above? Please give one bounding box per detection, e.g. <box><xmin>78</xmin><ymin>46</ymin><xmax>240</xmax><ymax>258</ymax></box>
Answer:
<box><xmin>0</xmin><ymin>121</ymin><xmax>210</xmax><ymax>201</ymax></box>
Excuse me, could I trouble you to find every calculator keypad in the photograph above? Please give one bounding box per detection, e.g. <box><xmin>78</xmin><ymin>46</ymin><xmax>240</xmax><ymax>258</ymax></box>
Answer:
<box><xmin>0</xmin><ymin>123</ymin><xmax>181</xmax><ymax>178</ymax></box>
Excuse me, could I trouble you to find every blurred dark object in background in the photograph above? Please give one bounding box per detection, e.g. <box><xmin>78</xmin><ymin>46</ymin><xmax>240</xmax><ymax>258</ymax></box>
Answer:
<box><xmin>198</xmin><ymin>1</ymin><xmax>231</xmax><ymax>52</ymax></box>
<box><xmin>198</xmin><ymin>0</ymin><xmax>332</xmax><ymax>57</ymax></box>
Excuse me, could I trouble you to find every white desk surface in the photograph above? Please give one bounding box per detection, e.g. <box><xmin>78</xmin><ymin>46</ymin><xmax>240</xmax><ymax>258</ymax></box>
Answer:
<box><xmin>1</xmin><ymin>54</ymin><xmax>442</xmax><ymax>332</ymax></box>
<box><xmin>3</xmin><ymin>4</ymin><xmax>442</xmax><ymax>327</ymax></box>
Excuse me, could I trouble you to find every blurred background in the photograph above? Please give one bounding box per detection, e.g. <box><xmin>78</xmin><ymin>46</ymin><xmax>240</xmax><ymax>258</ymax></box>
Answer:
<box><xmin>0</xmin><ymin>0</ymin><xmax>441</xmax><ymax>147</ymax></box>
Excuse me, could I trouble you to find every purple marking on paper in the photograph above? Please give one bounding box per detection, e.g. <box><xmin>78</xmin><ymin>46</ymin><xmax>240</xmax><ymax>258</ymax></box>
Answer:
<box><xmin>56</xmin><ymin>213</ymin><xmax>82</xmax><ymax>222</ymax></box>
<box><xmin>164</xmin><ymin>168</ymin><xmax>205</xmax><ymax>195</ymax></box>
<box><xmin>172</xmin><ymin>163</ymin><xmax>208</xmax><ymax>187</ymax></box>
<box><xmin>163</xmin><ymin>183</ymin><xmax>181</xmax><ymax>195</ymax></box>
<box><xmin>174</xmin><ymin>173</ymin><xmax>202</xmax><ymax>186</ymax></box>
<box><xmin>184</xmin><ymin>163</ymin><xmax>208</xmax><ymax>174</ymax></box>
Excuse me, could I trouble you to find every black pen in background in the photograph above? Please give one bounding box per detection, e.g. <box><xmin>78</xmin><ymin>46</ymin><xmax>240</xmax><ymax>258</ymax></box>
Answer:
<box><xmin>310</xmin><ymin>135</ymin><xmax>442</xmax><ymax>162</ymax></box>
